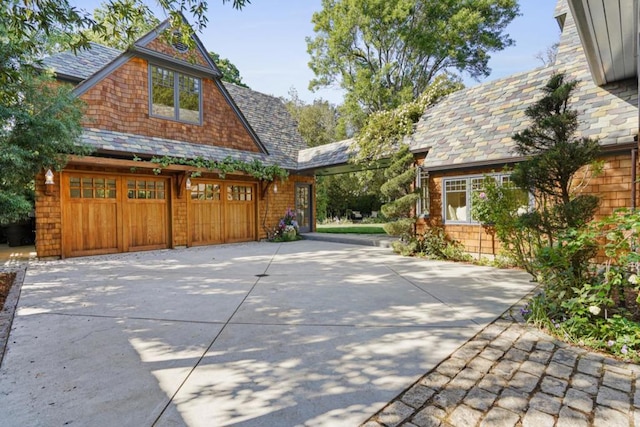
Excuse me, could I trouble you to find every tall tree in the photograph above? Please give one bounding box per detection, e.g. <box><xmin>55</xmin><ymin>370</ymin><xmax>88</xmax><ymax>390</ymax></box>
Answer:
<box><xmin>284</xmin><ymin>88</ymin><xmax>343</xmax><ymax>147</ymax></box>
<box><xmin>307</xmin><ymin>0</ymin><xmax>519</xmax><ymax>130</ymax></box>
<box><xmin>512</xmin><ymin>72</ymin><xmax>601</xmax><ymax>239</ymax></box>
<box><xmin>355</xmin><ymin>75</ymin><xmax>463</xmax><ymax>235</ymax></box>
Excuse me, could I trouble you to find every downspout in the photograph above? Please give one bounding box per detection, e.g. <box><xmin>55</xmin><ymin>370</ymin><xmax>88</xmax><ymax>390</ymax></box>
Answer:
<box><xmin>633</xmin><ymin>148</ymin><xmax>637</xmax><ymax>212</ymax></box>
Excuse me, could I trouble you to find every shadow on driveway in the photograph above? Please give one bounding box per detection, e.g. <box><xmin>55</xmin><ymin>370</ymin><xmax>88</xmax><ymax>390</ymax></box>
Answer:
<box><xmin>0</xmin><ymin>241</ymin><xmax>535</xmax><ymax>426</ymax></box>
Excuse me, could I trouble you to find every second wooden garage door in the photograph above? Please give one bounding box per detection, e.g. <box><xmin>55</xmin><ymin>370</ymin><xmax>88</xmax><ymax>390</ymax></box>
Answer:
<box><xmin>188</xmin><ymin>180</ymin><xmax>256</xmax><ymax>246</ymax></box>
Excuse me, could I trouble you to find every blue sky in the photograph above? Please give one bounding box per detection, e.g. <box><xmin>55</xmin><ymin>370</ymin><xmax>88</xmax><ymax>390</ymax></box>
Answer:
<box><xmin>76</xmin><ymin>0</ymin><xmax>561</xmax><ymax>104</ymax></box>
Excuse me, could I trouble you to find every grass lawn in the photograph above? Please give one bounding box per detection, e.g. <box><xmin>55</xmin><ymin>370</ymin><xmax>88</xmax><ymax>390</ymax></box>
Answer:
<box><xmin>315</xmin><ymin>223</ymin><xmax>387</xmax><ymax>234</ymax></box>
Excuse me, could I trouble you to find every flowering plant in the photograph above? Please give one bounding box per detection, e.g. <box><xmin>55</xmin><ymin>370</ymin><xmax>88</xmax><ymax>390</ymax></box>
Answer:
<box><xmin>274</xmin><ymin>208</ymin><xmax>299</xmax><ymax>241</ymax></box>
<box><xmin>471</xmin><ymin>191</ymin><xmax>490</xmax><ymax>224</ymax></box>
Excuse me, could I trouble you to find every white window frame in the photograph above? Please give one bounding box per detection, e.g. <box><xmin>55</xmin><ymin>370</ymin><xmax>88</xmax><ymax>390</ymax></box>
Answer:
<box><xmin>149</xmin><ymin>64</ymin><xmax>202</xmax><ymax>125</ymax></box>
<box><xmin>442</xmin><ymin>173</ymin><xmax>531</xmax><ymax>224</ymax></box>
<box><xmin>416</xmin><ymin>168</ymin><xmax>430</xmax><ymax>217</ymax></box>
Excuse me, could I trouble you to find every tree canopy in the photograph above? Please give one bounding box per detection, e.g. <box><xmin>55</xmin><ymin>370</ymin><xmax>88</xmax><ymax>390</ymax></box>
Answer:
<box><xmin>307</xmin><ymin>0</ymin><xmax>519</xmax><ymax>128</ymax></box>
<box><xmin>209</xmin><ymin>52</ymin><xmax>249</xmax><ymax>88</ymax></box>
<box><xmin>83</xmin><ymin>0</ymin><xmax>160</xmax><ymax>50</ymax></box>
<box><xmin>284</xmin><ymin>88</ymin><xmax>344</xmax><ymax>147</ymax></box>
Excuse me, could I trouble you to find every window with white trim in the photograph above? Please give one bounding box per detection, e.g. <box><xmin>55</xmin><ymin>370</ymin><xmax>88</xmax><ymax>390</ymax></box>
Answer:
<box><xmin>416</xmin><ymin>168</ymin><xmax>430</xmax><ymax>216</ymax></box>
<box><xmin>443</xmin><ymin>174</ymin><xmax>530</xmax><ymax>224</ymax></box>
<box><xmin>150</xmin><ymin>65</ymin><xmax>201</xmax><ymax>124</ymax></box>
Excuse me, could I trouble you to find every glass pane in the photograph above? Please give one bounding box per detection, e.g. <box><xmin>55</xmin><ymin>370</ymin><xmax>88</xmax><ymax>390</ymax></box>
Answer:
<box><xmin>70</xmin><ymin>189</ymin><xmax>81</xmax><ymax>198</ymax></box>
<box><xmin>108</xmin><ymin>190</ymin><xmax>117</xmax><ymax>198</ymax></box>
<box><xmin>178</xmin><ymin>74</ymin><xmax>200</xmax><ymax>123</ymax></box>
<box><xmin>127</xmin><ymin>180</ymin><xmax>135</xmax><ymax>189</ymax></box>
<box><xmin>137</xmin><ymin>181</ymin><xmax>145</xmax><ymax>190</ymax></box>
<box><xmin>148</xmin><ymin>181</ymin><xmax>156</xmax><ymax>190</ymax></box>
<box><xmin>107</xmin><ymin>179</ymin><xmax>116</xmax><ymax>188</ymax></box>
<box><xmin>444</xmin><ymin>180</ymin><xmax>467</xmax><ymax>221</ymax></box>
<box><xmin>128</xmin><ymin>190</ymin><xmax>135</xmax><ymax>199</ymax></box>
<box><xmin>82</xmin><ymin>178</ymin><xmax>93</xmax><ymax>187</ymax></box>
<box><xmin>94</xmin><ymin>178</ymin><xmax>105</xmax><ymax>187</ymax></box>
<box><xmin>70</xmin><ymin>177</ymin><xmax>80</xmax><ymax>187</ymax></box>
<box><xmin>83</xmin><ymin>189</ymin><xmax>93</xmax><ymax>198</ymax></box>
<box><xmin>158</xmin><ymin>191</ymin><xmax>165</xmax><ymax>199</ymax></box>
<box><xmin>151</xmin><ymin>66</ymin><xmax>175</xmax><ymax>118</ymax></box>
<box><xmin>96</xmin><ymin>188</ymin><xmax>105</xmax><ymax>198</ymax></box>
<box><xmin>157</xmin><ymin>181</ymin><xmax>165</xmax><ymax>190</ymax></box>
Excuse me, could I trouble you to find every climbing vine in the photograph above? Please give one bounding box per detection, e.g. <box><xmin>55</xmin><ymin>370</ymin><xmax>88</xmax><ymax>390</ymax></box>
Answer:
<box><xmin>134</xmin><ymin>155</ymin><xmax>289</xmax><ymax>182</ymax></box>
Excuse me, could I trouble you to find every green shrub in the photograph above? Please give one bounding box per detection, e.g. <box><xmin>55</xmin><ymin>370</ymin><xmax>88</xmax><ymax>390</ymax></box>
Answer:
<box><xmin>383</xmin><ymin>218</ymin><xmax>415</xmax><ymax>238</ymax></box>
<box><xmin>523</xmin><ymin>209</ymin><xmax>640</xmax><ymax>360</ymax></box>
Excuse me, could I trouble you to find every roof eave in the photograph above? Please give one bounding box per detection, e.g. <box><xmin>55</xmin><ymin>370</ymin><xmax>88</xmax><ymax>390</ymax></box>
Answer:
<box><xmin>567</xmin><ymin>0</ymin><xmax>638</xmax><ymax>85</ymax></box>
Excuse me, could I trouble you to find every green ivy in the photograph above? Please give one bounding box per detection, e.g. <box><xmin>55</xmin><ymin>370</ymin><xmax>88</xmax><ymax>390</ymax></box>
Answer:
<box><xmin>135</xmin><ymin>155</ymin><xmax>289</xmax><ymax>182</ymax></box>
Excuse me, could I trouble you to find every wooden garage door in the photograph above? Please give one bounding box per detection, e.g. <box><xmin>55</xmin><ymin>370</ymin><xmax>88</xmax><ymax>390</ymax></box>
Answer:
<box><xmin>125</xmin><ymin>178</ymin><xmax>170</xmax><ymax>251</ymax></box>
<box><xmin>63</xmin><ymin>176</ymin><xmax>120</xmax><ymax>257</ymax></box>
<box><xmin>188</xmin><ymin>180</ymin><xmax>256</xmax><ymax>245</ymax></box>
<box><xmin>189</xmin><ymin>182</ymin><xmax>223</xmax><ymax>245</ymax></box>
<box><xmin>225</xmin><ymin>184</ymin><xmax>256</xmax><ymax>243</ymax></box>
<box><xmin>62</xmin><ymin>174</ymin><xmax>170</xmax><ymax>258</ymax></box>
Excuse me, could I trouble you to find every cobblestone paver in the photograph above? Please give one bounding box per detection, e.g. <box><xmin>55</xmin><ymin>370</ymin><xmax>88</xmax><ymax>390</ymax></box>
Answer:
<box><xmin>364</xmin><ymin>309</ymin><xmax>640</xmax><ymax>427</ymax></box>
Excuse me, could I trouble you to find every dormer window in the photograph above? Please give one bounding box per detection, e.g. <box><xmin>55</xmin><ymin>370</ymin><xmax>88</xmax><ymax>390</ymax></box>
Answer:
<box><xmin>149</xmin><ymin>65</ymin><xmax>201</xmax><ymax>124</ymax></box>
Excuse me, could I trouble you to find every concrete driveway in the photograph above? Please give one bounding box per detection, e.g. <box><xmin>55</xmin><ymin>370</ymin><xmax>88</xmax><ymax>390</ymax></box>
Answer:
<box><xmin>0</xmin><ymin>240</ymin><xmax>535</xmax><ymax>426</ymax></box>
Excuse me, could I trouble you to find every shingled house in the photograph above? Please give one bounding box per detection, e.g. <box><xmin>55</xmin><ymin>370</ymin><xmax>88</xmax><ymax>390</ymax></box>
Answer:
<box><xmin>36</xmin><ymin>19</ymin><xmax>314</xmax><ymax>258</ymax></box>
<box><xmin>408</xmin><ymin>0</ymin><xmax>638</xmax><ymax>255</ymax></box>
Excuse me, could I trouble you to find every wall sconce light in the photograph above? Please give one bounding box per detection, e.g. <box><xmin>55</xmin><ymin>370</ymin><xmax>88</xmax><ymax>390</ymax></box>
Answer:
<box><xmin>185</xmin><ymin>177</ymin><xmax>192</xmax><ymax>191</ymax></box>
<box><xmin>45</xmin><ymin>169</ymin><xmax>54</xmax><ymax>185</ymax></box>
<box><xmin>273</xmin><ymin>183</ymin><xmax>278</xmax><ymax>193</ymax></box>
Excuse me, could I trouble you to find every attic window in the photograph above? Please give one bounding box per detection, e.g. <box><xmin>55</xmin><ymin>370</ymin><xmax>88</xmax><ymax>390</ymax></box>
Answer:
<box><xmin>149</xmin><ymin>65</ymin><xmax>201</xmax><ymax>124</ymax></box>
<box><xmin>172</xmin><ymin>31</ymin><xmax>189</xmax><ymax>53</ymax></box>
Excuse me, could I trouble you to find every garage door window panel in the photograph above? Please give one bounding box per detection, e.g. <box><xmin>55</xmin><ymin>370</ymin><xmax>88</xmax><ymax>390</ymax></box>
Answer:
<box><xmin>70</xmin><ymin>177</ymin><xmax>117</xmax><ymax>199</ymax></box>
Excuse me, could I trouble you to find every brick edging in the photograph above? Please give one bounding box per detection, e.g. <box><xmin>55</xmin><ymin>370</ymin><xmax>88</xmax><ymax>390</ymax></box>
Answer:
<box><xmin>0</xmin><ymin>267</ymin><xmax>26</xmax><ymax>367</ymax></box>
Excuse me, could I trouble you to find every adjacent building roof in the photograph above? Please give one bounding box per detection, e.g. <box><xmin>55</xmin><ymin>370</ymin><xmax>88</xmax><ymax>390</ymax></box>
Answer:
<box><xmin>297</xmin><ymin>139</ymin><xmax>355</xmax><ymax>171</ymax></box>
<box><xmin>408</xmin><ymin>5</ymin><xmax>638</xmax><ymax>171</ymax></box>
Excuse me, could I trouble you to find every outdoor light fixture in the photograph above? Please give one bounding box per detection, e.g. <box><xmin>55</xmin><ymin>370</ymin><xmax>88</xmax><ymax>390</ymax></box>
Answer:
<box><xmin>45</xmin><ymin>169</ymin><xmax>54</xmax><ymax>185</ymax></box>
<box><xmin>273</xmin><ymin>183</ymin><xmax>278</xmax><ymax>193</ymax></box>
<box><xmin>185</xmin><ymin>177</ymin><xmax>192</xmax><ymax>191</ymax></box>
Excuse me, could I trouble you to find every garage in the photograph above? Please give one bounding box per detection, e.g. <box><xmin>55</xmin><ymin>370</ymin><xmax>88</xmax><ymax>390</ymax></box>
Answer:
<box><xmin>188</xmin><ymin>179</ymin><xmax>257</xmax><ymax>246</ymax></box>
<box><xmin>61</xmin><ymin>173</ymin><xmax>170</xmax><ymax>258</ymax></box>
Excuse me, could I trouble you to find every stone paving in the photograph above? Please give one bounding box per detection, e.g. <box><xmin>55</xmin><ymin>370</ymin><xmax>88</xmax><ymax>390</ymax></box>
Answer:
<box><xmin>363</xmin><ymin>308</ymin><xmax>640</xmax><ymax>427</ymax></box>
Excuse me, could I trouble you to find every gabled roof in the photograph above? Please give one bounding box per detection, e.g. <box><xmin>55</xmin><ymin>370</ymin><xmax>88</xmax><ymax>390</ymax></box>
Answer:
<box><xmin>39</xmin><ymin>20</ymin><xmax>312</xmax><ymax>168</ymax></box>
